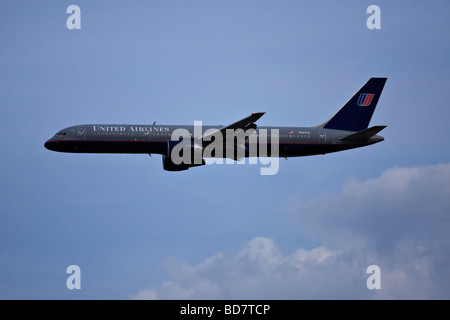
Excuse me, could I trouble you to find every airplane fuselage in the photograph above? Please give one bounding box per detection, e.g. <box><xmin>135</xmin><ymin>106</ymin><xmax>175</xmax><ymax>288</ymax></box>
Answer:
<box><xmin>44</xmin><ymin>78</ymin><xmax>387</xmax><ymax>172</ymax></box>
<box><xmin>44</xmin><ymin>124</ymin><xmax>383</xmax><ymax>157</ymax></box>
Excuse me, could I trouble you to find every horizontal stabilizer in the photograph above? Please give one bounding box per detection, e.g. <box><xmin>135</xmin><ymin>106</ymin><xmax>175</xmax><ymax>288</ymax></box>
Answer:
<box><xmin>339</xmin><ymin>126</ymin><xmax>387</xmax><ymax>141</ymax></box>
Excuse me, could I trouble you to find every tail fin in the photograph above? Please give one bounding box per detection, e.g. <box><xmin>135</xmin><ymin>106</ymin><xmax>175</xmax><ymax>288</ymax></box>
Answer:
<box><xmin>320</xmin><ymin>77</ymin><xmax>387</xmax><ymax>131</ymax></box>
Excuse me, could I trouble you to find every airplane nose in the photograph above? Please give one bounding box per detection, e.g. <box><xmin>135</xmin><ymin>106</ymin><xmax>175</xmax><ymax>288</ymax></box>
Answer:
<box><xmin>44</xmin><ymin>139</ymin><xmax>55</xmax><ymax>151</ymax></box>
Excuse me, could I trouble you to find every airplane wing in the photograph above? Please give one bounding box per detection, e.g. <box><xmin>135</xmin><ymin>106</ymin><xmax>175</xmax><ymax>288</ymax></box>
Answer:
<box><xmin>199</xmin><ymin>112</ymin><xmax>265</xmax><ymax>141</ymax></box>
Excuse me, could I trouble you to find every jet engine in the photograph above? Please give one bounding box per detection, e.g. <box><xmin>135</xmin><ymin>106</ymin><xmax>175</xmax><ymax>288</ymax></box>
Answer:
<box><xmin>162</xmin><ymin>139</ymin><xmax>205</xmax><ymax>171</ymax></box>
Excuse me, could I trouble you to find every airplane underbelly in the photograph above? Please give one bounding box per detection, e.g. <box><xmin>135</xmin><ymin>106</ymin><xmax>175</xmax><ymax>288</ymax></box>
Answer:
<box><xmin>72</xmin><ymin>140</ymin><xmax>165</xmax><ymax>154</ymax></box>
<box><xmin>279</xmin><ymin>143</ymin><xmax>323</xmax><ymax>157</ymax></box>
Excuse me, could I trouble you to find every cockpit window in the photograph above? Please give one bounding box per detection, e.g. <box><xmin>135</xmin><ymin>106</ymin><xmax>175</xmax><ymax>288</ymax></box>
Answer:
<box><xmin>55</xmin><ymin>131</ymin><xmax>67</xmax><ymax>137</ymax></box>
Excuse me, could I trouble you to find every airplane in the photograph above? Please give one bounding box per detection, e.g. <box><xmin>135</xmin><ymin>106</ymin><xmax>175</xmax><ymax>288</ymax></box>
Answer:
<box><xmin>44</xmin><ymin>77</ymin><xmax>387</xmax><ymax>172</ymax></box>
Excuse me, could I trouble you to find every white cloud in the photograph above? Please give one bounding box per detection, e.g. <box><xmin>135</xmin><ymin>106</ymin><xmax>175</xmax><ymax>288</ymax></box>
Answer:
<box><xmin>131</xmin><ymin>163</ymin><xmax>450</xmax><ymax>299</ymax></box>
<box><xmin>130</xmin><ymin>288</ymin><xmax>158</xmax><ymax>300</ymax></box>
<box><xmin>132</xmin><ymin>237</ymin><xmax>341</xmax><ymax>299</ymax></box>
<box><xmin>295</xmin><ymin>163</ymin><xmax>450</xmax><ymax>251</ymax></box>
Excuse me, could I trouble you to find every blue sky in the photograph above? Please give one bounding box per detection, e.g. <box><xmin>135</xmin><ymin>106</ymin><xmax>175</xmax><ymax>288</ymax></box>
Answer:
<box><xmin>1</xmin><ymin>1</ymin><xmax>450</xmax><ymax>299</ymax></box>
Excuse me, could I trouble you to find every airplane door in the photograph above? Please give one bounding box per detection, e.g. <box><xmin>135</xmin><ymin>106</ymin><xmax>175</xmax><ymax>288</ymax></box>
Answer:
<box><xmin>319</xmin><ymin>130</ymin><xmax>326</xmax><ymax>144</ymax></box>
<box><xmin>143</xmin><ymin>129</ymin><xmax>151</xmax><ymax>142</ymax></box>
<box><xmin>78</xmin><ymin>127</ymin><xmax>86</xmax><ymax>140</ymax></box>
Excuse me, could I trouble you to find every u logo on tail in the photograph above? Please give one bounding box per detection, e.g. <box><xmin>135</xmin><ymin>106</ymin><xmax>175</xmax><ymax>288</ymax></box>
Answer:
<box><xmin>358</xmin><ymin>93</ymin><xmax>374</xmax><ymax>106</ymax></box>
